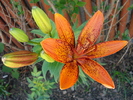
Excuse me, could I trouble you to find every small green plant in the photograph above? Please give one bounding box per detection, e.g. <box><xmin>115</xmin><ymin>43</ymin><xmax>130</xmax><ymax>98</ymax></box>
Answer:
<box><xmin>128</xmin><ymin>4</ymin><xmax>133</xmax><ymax>11</ymax></box>
<box><xmin>0</xmin><ymin>79</ymin><xmax>11</xmax><ymax>98</ymax></box>
<box><xmin>44</xmin><ymin>0</ymin><xmax>86</xmax><ymax>24</ymax></box>
<box><xmin>0</xmin><ymin>43</ymin><xmax>11</xmax><ymax>98</ymax></box>
<box><xmin>2</xmin><ymin>66</ymin><xmax>19</xmax><ymax>79</ymax></box>
<box><xmin>112</xmin><ymin>70</ymin><xmax>133</xmax><ymax>99</ymax></box>
<box><xmin>10</xmin><ymin>0</ymin><xmax>24</xmax><ymax>15</ymax></box>
<box><xmin>27</xmin><ymin>66</ymin><xmax>55</xmax><ymax>100</ymax></box>
<box><xmin>122</xmin><ymin>29</ymin><xmax>130</xmax><ymax>40</ymax></box>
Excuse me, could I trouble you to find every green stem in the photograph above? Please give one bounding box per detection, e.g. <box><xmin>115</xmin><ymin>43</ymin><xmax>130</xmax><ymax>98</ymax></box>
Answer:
<box><xmin>27</xmin><ymin>41</ymin><xmax>40</xmax><ymax>45</ymax></box>
<box><xmin>48</xmin><ymin>32</ymin><xmax>52</xmax><ymax>37</ymax></box>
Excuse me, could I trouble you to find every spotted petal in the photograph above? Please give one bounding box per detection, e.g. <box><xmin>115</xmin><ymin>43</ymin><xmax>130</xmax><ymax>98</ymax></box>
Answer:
<box><xmin>78</xmin><ymin>58</ymin><xmax>115</xmax><ymax>89</ymax></box>
<box><xmin>60</xmin><ymin>61</ymin><xmax>79</xmax><ymax>90</ymax></box>
<box><xmin>41</xmin><ymin>38</ymin><xmax>73</xmax><ymax>63</ymax></box>
<box><xmin>87</xmin><ymin>41</ymin><xmax>128</xmax><ymax>59</ymax></box>
<box><xmin>55</xmin><ymin>13</ymin><xmax>75</xmax><ymax>47</ymax></box>
<box><xmin>77</xmin><ymin>11</ymin><xmax>104</xmax><ymax>51</ymax></box>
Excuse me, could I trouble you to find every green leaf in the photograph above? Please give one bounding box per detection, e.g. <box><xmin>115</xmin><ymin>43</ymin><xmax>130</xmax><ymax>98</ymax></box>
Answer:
<box><xmin>27</xmin><ymin>77</ymin><xmax>32</xmax><ymax>83</ymax></box>
<box><xmin>30</xmin><ymin>38</ymin><xmax>44</xmax><ymax>43</ymax></box>
<box><xmin>0</xmin><ymin>42</ymin><xmax>4</xmax><ymax>53</ymax></box>
<box><xmin>92</xmin><ymin>6</ymin><xmax>97</xmax><ymax>12</ymax></box>
<box><xmin>50</xmin><ymin>20</ymin><xmax>58</xmax><ymax>38</ymax></box>
<box><xmin>27</xmin><ymin>38</ymin><xmax>43</xmax><ymax>46</ymax></box>
<box><xmin>31</xmin><ymin>29</ymin><xmax>46</xmax><ymax>37</ymax></box>
<box><xmin>35</xmin><ymin>71</ymin><xmax>42</xmax><ymax>77</ymax></box>
<box><xmin>32</xmin><ymin>45</ymin><xmax>42</xmax><ymax>54</ymax></box>
<box><xmin>31</xmin><ymin>72</ymin><xmax>36</xmax><ymax>77</ymax></box>
<box><xmin>42</xmin><ymin>61</ymin><xmax>63</xmax><ymax>82</ymax></box>
<box><xmin>31</xmin><ymin>92</ymin><xmax>36</xmax><ymax>98</ymax></box>
<box><xmin>74</xmin><ymin>20</ymin><xmax>88</xmax><ymax>41</ymax></box>
<box><xmin>38</xmin><ymin>76</ymin><xmax>44</xmax><ymax>80</ymax></box>
<box><xmin>74</xmin><ymin>0</ymin><xmax>78</xmax><ymax>4</ymax></box>
<box><xmin>36</xmin><ymin>90</ymin><xmax>41</xmax><ymax>96</ymax></box>
<box><xmin>51</xmin><ymin>28</ymin><xmax>58</xmax><ymax>39</ymax></box>
<box><xmin>2</xmin><ymin>66</ymin><xmax>19</xmax><ymax>79</ymax></box>
<box><xmin>33</xmin><ymin>66</ymin><xmax>38</xmax><ymax>73</ymax></box>
<box><xmin>105</xmin><ymin>5</ymin><xmax>110</xmax><ymax>11</ymax></box>
<box><xmin>2</xmin><ymin>65</ymin><xmax>12</xmax><ymax>73</ymax></box>
<box><xmin>99</xmin><ymin>62</ymin><xmax>107</xmax><ymax>65</ymax></box>
<box><xmin>78</xmin><ymin>67</ymin><xmax>88</xmax><ymax>85</ymax></box>
<box><xmin>28</xmin><ymin>83</ymin><xmax>34</xmax><ymax>88</ymax></box>
<box><xmin>76</xmin><ymin>1</ymin><xmax>86</xmax><ymax>7</ymax></box>
<box><xmin>31</xmin><ymin>88</ymin><xmax>36</xmax><ymax>91</ymax></box>
<box><xmin>30</xmin><ymin>0</ymin><xmax>40</xmax><ymax>3</ymax></box>
<box><xmin>73</xmin><ymin>7</ymin><xmax>79</xmax><ymax>14</ymax></box>
<box><xmin>122</xmin><ymin>29</ymin><xmax>130</xmax><ymax>40</ymax></box>
<box><xmin>128</xmin><ymin>4</ymin><xmax>133</xmax><ymax>11</ymax></box>
<box><xmin>17</xmin><ymin>5</ymin><xmax>22</xmax><ymax>12</ymax></box>
<box><xmin>11</xmin><ymin>70</ymin><xmax>19</xmax><ymax>79</ymax></box>
<box><xmin>44</xmin><ymin>0</ymin><xmax>49</xmax><ymax>5</ymax></box>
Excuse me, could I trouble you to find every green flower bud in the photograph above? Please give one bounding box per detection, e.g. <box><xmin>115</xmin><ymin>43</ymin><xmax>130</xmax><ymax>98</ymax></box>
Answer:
<box><xmin>2</xmin><ymin>51</ymin><xmax>38</xmax><ymax>68</ymax></box>
<box><xmin>40</xmin><ymin>51</ymin><xmax>54</xmax><ymax>63</ymax></box>
<box><xmin>9</xmin><ymin>28</ymin><xmax>29</xmax><ymax>42</ymax></box>
<box><xmin>32</xmin><ymin>6</ymin><xmax>52</xmax><ymax>34</ymax></box>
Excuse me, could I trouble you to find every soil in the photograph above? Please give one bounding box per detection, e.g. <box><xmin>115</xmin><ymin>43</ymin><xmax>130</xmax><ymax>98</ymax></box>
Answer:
<box><xmin>0</xmin><ymin>46</ymin><xmax>133</xmax><ymax>100</ymax></box>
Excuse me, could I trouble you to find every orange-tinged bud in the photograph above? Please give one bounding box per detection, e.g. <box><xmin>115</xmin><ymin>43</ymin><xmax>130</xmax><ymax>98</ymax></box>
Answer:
<box><xmin>32</xmin><ymin>6</ymin><xmax>52</xmax><ymax>34</ymax></box>
<box><xmin>9</xmin><ymin>28</ymin><xmax>29</xmax><ymax>42</ymax></box>
<box><xmin>2</xmin><ymin>51</ymin><xmax>38</xmax><ymax>68</ymax></box>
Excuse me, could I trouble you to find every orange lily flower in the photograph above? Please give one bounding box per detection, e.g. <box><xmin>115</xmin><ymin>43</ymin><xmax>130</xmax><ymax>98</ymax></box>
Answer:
<box><xmin>41</xmin><ymin>11</ymin><xmax>128</xmax><ymax>90</ymax></box>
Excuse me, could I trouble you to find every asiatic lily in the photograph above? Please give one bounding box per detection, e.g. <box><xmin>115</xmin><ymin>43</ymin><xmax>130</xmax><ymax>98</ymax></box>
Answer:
<box><xmin>41</xmin><ymin>11</ymin><xmax>128</xmax><ymax>90</ymax></box>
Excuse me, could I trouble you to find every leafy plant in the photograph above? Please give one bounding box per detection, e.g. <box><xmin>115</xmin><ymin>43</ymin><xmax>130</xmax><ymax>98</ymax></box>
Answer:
<box><xmin>10</xmin><ymin>0</ymin><xmax>24</xmax><ymax>15</ymax></box>
<box><xmin>44</xmin><ymin>0</ymin><xmax>86</xmax><ymax>24</ymax></box>
<box><xmin>2</xmin><ymin>66</ymin><xmax>19</xmax><ymax>79</ymax></box>
<box><xmin>122</xmin><ymin>29</ymin><xmax>130</xmax><ymax>40</ymax></box>
<box><xmin>112</xmin><ymin>70</ymin><xmax>133</xmax><ymax>99</ymax></box>
<box><xmin>128</xmin><ymin>4</ymin><xmax>133</xmax><ymax>11</ymax></box>
<box><xmin>27</xmin><ymin>66</ymin><xmax>55</xmax><ymax>100</ymax></box>
<box><xmin>0</xmin><ymin>79</ymin><xmax>11</xmax><ymax>98</ymax></box>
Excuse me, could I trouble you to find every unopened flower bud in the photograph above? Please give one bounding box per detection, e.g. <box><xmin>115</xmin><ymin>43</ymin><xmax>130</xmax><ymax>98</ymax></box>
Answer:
<box><xmin>40</xmin><ymin>51</ymin><xmax>54</xmax><ymax>63</ymax></box>
<box><xmin>9</xmin><ymin>28</ymin><xmax>29</xmax><ymax>42</ymax></box>
<box><xmin>2</xmin><ymin>51</ymin><xmax>38</xmax><ymax>68</ymax></box>
<box><xmin>32</xmin><ymin>6</ymin><xmax>52</xmax><ymax>34</ymax></box>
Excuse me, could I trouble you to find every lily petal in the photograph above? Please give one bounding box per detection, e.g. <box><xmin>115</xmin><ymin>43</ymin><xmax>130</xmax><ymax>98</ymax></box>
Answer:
<box><xmin>41</xmin><ymin>38</ymin><xmax>73</xmax><ymax>63</ymax></box>
<box><xmin>77</xmin><ymin>11</ymin><xmax>104</xmax><ymax>51</ymax></box>
<box><xmin>87</xmin><ymin>41</ymin><xmax>128</xmax><ymax>59</ymax></box>
<box><xmin>78</xmin><ymin>58</ymin><xmax>115</xmax><ymax>89</ymax></box>
<box><xmin>55</xmin><ymin>13</ymin><xmax>75</xmax><ymax>47</ymax></box>
<box><xmin>60</xmin><ymin>61</ymin><xmax>79</xmax><ymax>90</ymax></box>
